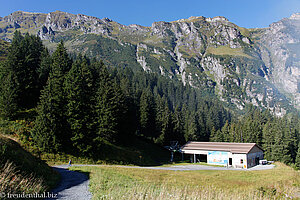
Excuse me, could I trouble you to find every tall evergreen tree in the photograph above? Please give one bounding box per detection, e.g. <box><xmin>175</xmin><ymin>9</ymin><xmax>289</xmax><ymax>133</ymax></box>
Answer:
<box><xmin>172</xmin><ymin>106</ymin><xmax>185</xmax><ymax>144</ymax></box>
<box><xmin>94</xmin><ymin>66</ymin><xmax>120</xmax><ymax>144</ymax></box>
<box><xmin>32</xmin><ymin>42</ymin><xmax>72</xmax><ymax>153</ymax></box>
<box><xmin>184</xmin><ymin>112</ymin><xmax>198</xmax><ymax>141</ymax></box>
<box><xmin>111</xmin><ymin>78</ymin><xmax>127</xmax><ymax>142</ymax></box>
<box><xmin>118</xmin><ymin>76</ymin><xmax>137</xmax><ymax>143</ymax></box>
<box><xmin>6</xmin><ymin>31</ymin><xmax>44</xmax><ymax>108</ymax></box>
<box><xmin>139</xmin><ymin>88</ymin><xmax>156</xmax><ymax>138</ymax></box>
<box><xmin>64</xmin><ymin>57</ymin><xmax>95</xmax><ymax>155</ymax></box>
<box><xmin>155</xmin><ymin>96</ymin><xmax>172</xmax><ymax>145</ymax></box>
<box><xmin>37</xmin><ymin>48</ymin><xmax>52</xmax><ymax>88</ymax></box>
<box><xmin>0</xmin><ymin>71</ymin><xmax>18</xmax><ymax>119</ymax></box>
<box><xmin>221</xmin><ymin>121</ymin><xmax>230</xmax><ymax>142</ymax></box>
<box><xmin>295</xmin><ymin>144</ymin><xmax>300</xmax><ymax>169</ymax></box>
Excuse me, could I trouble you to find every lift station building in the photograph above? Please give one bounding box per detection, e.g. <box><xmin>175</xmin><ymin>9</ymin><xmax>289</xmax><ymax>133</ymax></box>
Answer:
<box><xmin>181</xmin><ymin>142</ymin><xmax>264</xmax><ymax>169</ymax></box>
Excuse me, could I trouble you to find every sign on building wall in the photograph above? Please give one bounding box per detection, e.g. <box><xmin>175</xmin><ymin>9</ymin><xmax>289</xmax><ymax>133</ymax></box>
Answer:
<box><xmin>208</xmin><ymin>151</ymin><xmax>228</xmax><ymax>165</ymax></box>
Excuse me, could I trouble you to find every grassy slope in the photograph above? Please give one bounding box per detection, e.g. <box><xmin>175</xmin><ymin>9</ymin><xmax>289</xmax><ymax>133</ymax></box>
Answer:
<box><xmin>72</xmin><ymin>163</ymin><xmax>300</xmax><ymax>199</ymax></box>
<box><xmin>82</xmin><ymin>137</ymin><xmax>170</xmax><ymax>166</ymax></box>
<box><xmin>43</xmin><ymin>137</ymin><xmax>170</xmax><ymax>166</ymax></box>
<box><xmin>111</xmin><ymin>137</ymin><xmax>170</xmax><ymax>166</ymax></box>
<box><xmin>0</xmin><ymin>134</ymin><xmax>60</xmax><ymax>193</ymax></box>
<box><xmin>206</xmin><ymin>46</ymin><xmax>252</xmax><ymax>58</ymax></box>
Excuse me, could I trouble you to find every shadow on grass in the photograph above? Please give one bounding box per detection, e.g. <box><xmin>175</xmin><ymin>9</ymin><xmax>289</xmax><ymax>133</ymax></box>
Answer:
<box><xmin>136</xmin><ymin>153</ymin><xmax>184</xmax><ymax>167</ymax></box>
<box><xmin>71</xmin><ymin>169</ymin><xmax>90</xmax><ymax>179</ymax></box>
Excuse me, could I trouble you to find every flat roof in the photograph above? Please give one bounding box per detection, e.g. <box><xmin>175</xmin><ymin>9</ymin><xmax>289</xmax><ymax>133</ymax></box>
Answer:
<box><xmin>181</xmin><ymin>141</ymin><xmax>263</xmax><ymax>154</ymax></box>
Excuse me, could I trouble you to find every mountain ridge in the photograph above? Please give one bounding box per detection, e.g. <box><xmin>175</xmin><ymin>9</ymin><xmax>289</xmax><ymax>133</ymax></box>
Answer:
<box><xmin>0</xmin><ymin>11</ymin><xmax>299</xmax><ymax>116</ymax></box>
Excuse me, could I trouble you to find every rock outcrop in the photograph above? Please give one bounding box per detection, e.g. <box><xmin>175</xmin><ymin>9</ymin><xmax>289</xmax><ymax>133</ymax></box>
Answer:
<box><xmin>258</xmin><ymin>13</ymin><xmax>300</xmax><ymax>109</ymax></box>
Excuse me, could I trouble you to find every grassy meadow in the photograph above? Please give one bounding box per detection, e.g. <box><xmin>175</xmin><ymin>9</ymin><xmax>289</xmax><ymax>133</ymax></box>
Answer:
<box><xmin>71</xmin><ymin>163</ymin><xmax>300</xmax><ymax>200</ymax></box>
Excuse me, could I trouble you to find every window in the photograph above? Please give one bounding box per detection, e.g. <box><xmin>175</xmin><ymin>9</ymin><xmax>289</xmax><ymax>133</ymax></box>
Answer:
<box><xmin>240</xmin><ymin>159</ymin><xmax>243</xmax><ymax>164</ymax></box>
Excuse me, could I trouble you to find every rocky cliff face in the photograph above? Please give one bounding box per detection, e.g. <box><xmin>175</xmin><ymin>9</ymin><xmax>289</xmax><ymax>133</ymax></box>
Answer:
<box><xmin>257</xmin><ymin>13</ymin><xmax>300</xmax><ymax>109</ymax></box>
<box><xmin>0</xmin><ymin>11</ymin><xmax>298</xmax><ymax>115</ymax></box>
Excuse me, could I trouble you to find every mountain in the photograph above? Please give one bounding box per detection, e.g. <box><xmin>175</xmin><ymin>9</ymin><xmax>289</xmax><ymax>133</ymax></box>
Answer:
<box><xmin>255</xmin><ymin>13</ymin><xmax>300</xmax><ymax>109</ymax></box>
<box><xmin>0</xmin><ymin>11</ymin><xmax>299</xmax><ymax>116</ymax></box>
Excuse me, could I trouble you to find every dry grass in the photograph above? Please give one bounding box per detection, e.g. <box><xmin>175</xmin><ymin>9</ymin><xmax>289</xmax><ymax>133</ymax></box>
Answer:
<box><xmin>0</xmin><ymin>134</ymin><xmax>60</xmax><ymax>195</ymax></box>
<box><xmin>0</xmin><ymin>161</ymin><xmax>46</xmax><ymax>194</ymax></box>
<box><xmin>207</xmin><ymin>46</ymin><xmax>252</xmax><ymax>58</ymax></box>
<box><xmin>72</xmin><ymin>162</ymin><xmax>300</xmax><ymax>200</ymax></box>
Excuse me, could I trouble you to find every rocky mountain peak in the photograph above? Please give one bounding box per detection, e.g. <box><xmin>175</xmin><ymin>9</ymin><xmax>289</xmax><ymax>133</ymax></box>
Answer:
<box><xmin>9</xmin><ymin>10</ymin><xmax>44</xmax><ymax>16</ymax></box>
<box><xmin>205</xmin><ymin>16</ymin><xmax>229</xmax><ymax>22</ymax></box>
<box><xmin>173</xmin><ymin>16</ymin><xmax>205</xmax><ymax>23</ymax></box>
<box><xmin>172</xmin><ymin>15</ymin><xmax>228</xmax><ymax>24</ymax></box>
<box><xmin>290</xmin><ymin>13</ymin><xmax>300</xmax><ymax>20</ymax></box>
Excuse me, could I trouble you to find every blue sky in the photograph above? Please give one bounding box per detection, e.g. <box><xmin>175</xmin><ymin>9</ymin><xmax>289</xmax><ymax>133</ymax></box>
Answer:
<box><xmin>0</xmin><ymin>0</ymin><xmax>299</xmax><ymax>28</ymax></box>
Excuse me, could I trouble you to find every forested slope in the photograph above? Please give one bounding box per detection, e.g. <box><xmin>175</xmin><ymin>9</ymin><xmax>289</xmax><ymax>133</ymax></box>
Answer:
<box><xmin>0</xmin><ymin>31</ymin><xmax>300</xmax><ymax>168</ymax></box>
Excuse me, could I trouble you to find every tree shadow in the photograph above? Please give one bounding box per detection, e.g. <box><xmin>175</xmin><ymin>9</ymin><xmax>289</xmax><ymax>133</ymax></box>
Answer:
<box><xmin>47</xmin><ymin>166</ymin><xmax>91</xmax><ymax>199</ymax></box>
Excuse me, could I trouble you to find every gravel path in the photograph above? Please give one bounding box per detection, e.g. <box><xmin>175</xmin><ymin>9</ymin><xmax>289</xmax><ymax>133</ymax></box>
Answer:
<box><xmin>66</xmin><ymin>163</ymin><xmax>275</xmax><ymax>171</ymax></box>
<box><xmin>150</xmin><ymin>164</ymin><xmax>275</xmax><ymax>171</ymax></box>
<box><xmin>48</xmin><ymin>165</ymin><xmax>92</xmax><ymax>200</ymax></box>
<box><xmin>106</xmin><ymin>164</ymin><xmax>275</xmax><ymax>171</ymax></box>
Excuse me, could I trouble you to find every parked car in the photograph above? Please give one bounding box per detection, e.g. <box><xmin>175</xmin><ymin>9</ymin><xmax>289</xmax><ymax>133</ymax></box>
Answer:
<box><xmin>259</xmin><ymin>160</ymin><xmax>268</xmax><ymax>165</ymax></box>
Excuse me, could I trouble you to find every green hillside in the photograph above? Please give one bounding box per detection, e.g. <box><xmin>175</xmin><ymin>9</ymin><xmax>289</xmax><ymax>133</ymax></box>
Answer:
<box><xmin>0</xmin><ymin>134</ymin><xmax>59</xmax><ymax>194</ymax></box>
<box><xmin>91</xmin><ymin>137</ymin><xmax>170</xmax><ymax>165</ymax></box>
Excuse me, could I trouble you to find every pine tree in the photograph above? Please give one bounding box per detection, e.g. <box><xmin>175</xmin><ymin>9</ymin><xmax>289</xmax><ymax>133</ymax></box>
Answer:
<box><xmin>172</xmin><ymin>106</ymin><xmax>185</xmax><ymax>144</ymax></box>
<box><xmin>139</xmin><ymin>88</ymin><xmax>156</xmax><ymax>138</ymax></box>
<box><xmin>51</xmin><ymin>41</ymin><xmax>72</xmax><ymax>74</ymax></box>
<box><xmin>184</xmin><ymin>112</ymin><xmax>198</xmax><ymax>141</ymax></box>
<box><xmin>32</xmin><ymin>42</ymin><xmax>72</xmax><ymax>153</ymax></box>
<box><xmin>37</xmin><ymin>48</ymin><xmax>51</xmax><ymax>88</ymax></box>
<box><xmin>295</xmin><ymin>144</ymin><xmax>300</xmax><ymax>169</ymax></box>
<box><xmin>5</xmin><ymin>31</ymin><xmax>44</xmax><ymax>108</ymax></box>
<box><xmin>117</xmin><ymin>76</ymin><xmax>137</xmax><ymax>143</ymax></box>
<box><xmin>155</xmin><ymin>96</ymin><xmax>172</xmax><ymax>145</ymax></box>
<box><xmin>228</xmin><ymin>123</ymin><xmax>237</xmax><ymax>142</ymax></box>
<box><xmin>64</xmin><ymin>57</ymin><xmax>95</xmax><ymax>155</ymax></box>
<box><xmin>110</xmin><ymin>77</ymin><xmax>127</xmax><ymax>142</ymax></box>
<box><xmin>221</xmin><ymin>121</ymin><xmax>230</xmax><ymax>142</ymax></box>
<box><xmin>209</xmin><ymin>127</ymin><xmax>217</xmax><ymax>142</ymax></box>
<box><xmin>0</xmin><ymin>71</ymin><xmax>18</xmax><ymax>119</ymax></box>
<box><xmin>196</xmin><ymin>111</ymin><xmax>208</xmax><ymax>141</ymax></box>
<box><xmin>262</xmin><ymin>121</ymin><xmax>275</xmax><ymax>160</ymax></box>
<box><xmin>94</xmin><ymin>66</ymin><xmax>119</xmax><ymax>144</ymax></box>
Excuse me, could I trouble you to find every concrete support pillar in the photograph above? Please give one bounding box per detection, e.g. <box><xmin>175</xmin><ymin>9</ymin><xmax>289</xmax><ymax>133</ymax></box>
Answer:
<box><xmin>194</xmin><ymin>154</ymin><xmax>196</xmax><ymax>163</ymax></box>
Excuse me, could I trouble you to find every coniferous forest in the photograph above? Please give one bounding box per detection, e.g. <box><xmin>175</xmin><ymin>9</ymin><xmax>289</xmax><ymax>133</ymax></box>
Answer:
<box><xmin>1</xmin><ymin>31</ymin><xmax>300</xmax><ymax>168</ymax></box>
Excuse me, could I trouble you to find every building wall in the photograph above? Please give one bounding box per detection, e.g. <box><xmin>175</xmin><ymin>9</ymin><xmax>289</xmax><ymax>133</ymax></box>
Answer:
<box><xmin>183</xmin><ymin>150</ymin><xmax>229</xmax><ymax>166</ymax></box>
<box><xmin>231</xmin><ymin>153</ymin><xmax>248</xmax><ymax>169</ymax></box>
<box><xmin>248</xmin><ymin>146</ymin><xmax>263</xmax><ymax>154</ymax></box>
<box><xmin>182</xmin><ymin>148</ymin><xmax>263</xmax><ymax>169</ymax></box>
<box><xmin>247</xmin><ymin>151</ymin><xmax>264</xmax><ymax>168</ymax></box>
<box><xmin>207</xmin><ymin>151</ymin><xmax>228</xmax><ymax>165</ymax></box>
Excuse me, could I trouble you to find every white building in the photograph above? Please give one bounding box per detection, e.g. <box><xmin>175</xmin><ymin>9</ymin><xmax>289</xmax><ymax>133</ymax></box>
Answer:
<box><xmin>181</xmin><ymin>142</ymin><xmax>264</xmax><ymax>169</ymax></box>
